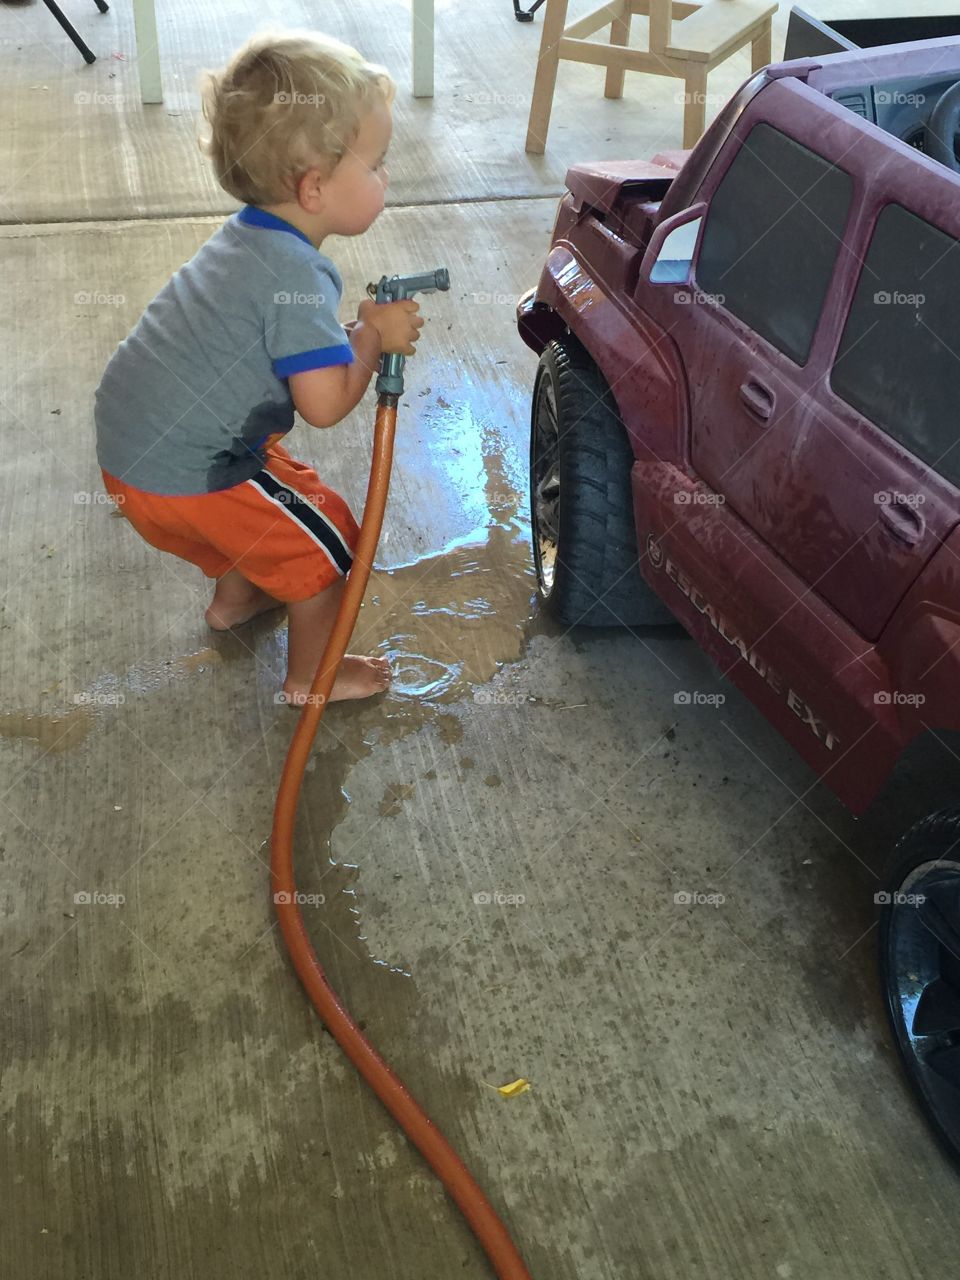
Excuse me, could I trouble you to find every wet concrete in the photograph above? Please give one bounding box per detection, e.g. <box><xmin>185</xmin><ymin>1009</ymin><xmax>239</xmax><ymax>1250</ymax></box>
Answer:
<box><xmin>5</xmin><ymin>7</ymin><xmax>960</xmax><ymax>1274</ymax></box>
<box><xmin>6</xmin><ymin>289</ymin><xmax>960</xmax><ymax>1272</ymax></box>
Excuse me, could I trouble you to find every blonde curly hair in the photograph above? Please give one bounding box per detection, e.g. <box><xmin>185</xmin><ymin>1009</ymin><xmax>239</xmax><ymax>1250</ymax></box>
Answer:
<box><xmin>200</xmin><ymin>29</ymin><xmax>395</xmax><ymax>205</ymax></box>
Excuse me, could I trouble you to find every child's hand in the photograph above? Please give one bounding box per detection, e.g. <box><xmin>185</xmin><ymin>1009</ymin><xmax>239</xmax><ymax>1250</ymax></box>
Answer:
<box><xmin>357</xmin><ymin>299</ymin><xmax>424</xmax><ymax>357</ymax></box>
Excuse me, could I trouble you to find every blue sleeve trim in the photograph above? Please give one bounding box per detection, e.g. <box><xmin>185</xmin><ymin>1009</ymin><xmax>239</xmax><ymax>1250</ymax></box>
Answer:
<box><xmin>273</xmin><ymin>344</ymin><xmax>355</xmax><ymax>378</ymax></box>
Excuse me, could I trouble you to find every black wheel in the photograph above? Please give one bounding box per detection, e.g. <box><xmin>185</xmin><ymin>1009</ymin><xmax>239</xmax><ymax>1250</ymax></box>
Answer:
<box><xmin>529</xmin><ymin>337</ymin><xmax>674</xmax><ymax>627</ymax></box>
<box><xmin>880</xmin><ymin>808</ymin><xmax>960</xmax><ymax>1167</ymax></box>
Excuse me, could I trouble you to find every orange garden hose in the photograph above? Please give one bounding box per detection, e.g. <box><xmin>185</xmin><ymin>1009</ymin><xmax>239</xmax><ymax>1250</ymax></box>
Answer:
<box><xmin>270</xmin><ymin>397</ymin><xmax>534</xmax><ymax>1280</ymax></box>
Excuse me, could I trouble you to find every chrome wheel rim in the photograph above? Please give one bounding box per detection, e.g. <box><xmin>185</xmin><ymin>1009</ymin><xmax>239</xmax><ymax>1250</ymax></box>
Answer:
<box><xmin>886</xmin><ymin>858</ymin><xmax>960</xmax><ymax>1145</ymax></box>
<box><xmin>531</xmin><ymin>372</ymin><xmax>560</xmax><ymax>596</ymax></box>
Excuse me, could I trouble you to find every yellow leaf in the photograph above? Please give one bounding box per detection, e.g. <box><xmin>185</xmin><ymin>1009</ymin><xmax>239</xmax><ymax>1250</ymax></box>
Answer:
<box><xmin>495</xmin><ymin>1078</ymin><xmax>530</xmax><ymax>1098</ymax></box>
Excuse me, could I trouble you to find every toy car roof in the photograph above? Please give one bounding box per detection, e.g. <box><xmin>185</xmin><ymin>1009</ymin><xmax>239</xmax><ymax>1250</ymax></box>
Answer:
<box><xmin>770</xmin><ymin>32</ymin><xmax>960</xmax><ymax>98</ymax></box>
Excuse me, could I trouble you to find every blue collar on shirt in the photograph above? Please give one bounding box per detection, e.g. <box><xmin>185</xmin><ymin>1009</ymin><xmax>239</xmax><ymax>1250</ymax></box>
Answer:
<box><xmin>236</xmin><ymin>205</ymin><xmax>313</xmax><ymax>247</ymax></box>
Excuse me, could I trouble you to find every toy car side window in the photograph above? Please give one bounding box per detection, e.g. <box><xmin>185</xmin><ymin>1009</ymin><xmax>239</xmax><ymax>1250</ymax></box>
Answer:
<box><xmin>696</xmin><ymin>123</ymin><xmax>853</xmax><ymax>365</ymax></box>
<box><xmin>831</xmin><ymin>203</ymin><xmax>960</xmax><ymax>488</ymax></box>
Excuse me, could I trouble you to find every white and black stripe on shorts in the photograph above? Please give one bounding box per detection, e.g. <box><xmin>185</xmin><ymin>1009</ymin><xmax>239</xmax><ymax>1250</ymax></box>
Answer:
<box><xmin>247</xmin><ymin>469</ymin><xmax>353</xmax><ymax>575</ymax></box>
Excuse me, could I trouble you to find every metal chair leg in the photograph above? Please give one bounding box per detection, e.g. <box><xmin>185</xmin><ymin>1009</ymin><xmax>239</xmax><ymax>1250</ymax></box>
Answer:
<box><xmin>41</xmin><ymin>0</ymin><xmax>109</xmax><ymax>66</ymax></box>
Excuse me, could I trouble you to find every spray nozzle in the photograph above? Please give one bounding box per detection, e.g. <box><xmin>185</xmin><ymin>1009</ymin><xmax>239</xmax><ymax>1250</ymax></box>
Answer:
<box><xmin>365</xmin><ymin>267</ymin><xmax>450</xmax><ymax>398</ymax></box>
<box><xmin>366</xmin><ymin>268</ymin><xmax>450</xmax><ymax>305</ymax></box>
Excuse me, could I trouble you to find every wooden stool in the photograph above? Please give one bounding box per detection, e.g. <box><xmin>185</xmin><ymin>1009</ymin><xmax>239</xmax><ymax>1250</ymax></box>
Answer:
<box><xmin>525</xmin><ymin>0</ymin><xmax>778</xmax><ymax>152</ymax></box>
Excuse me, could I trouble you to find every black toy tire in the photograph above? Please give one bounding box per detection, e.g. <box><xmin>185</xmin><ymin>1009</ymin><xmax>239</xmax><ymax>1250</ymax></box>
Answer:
<box><xmin>879</xmin><ymin>807</ymin><xmax>960</xmax><ymax>1169</ymax></box>
<box><xmin>529</xmin><ymin>337</ymin><xmax>674</xmax><ymax>628</ymax></box>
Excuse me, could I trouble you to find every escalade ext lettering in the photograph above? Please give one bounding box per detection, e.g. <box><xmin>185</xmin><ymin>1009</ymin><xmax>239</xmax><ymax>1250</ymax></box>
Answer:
<box><xmin>648</xmin><ymin>535</ymin><xmax>840</xmax><ymax>752</ymax></box>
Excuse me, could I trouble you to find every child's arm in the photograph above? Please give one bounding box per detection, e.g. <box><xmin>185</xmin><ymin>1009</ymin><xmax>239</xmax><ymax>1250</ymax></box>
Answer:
<box><xmin>289</xmin><ymin>299</ymin><xmax>422</xmax><ymax>430</ymax></box>
<box><xmin>288</xmin><ymin>318</ymin><xmax>381</xmax><ymax>430</ymax></box>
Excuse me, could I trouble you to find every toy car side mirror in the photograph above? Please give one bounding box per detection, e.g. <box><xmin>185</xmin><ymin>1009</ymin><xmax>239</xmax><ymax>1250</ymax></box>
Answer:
<box><xmin>640</xmin><ymin>203</ymin><xmax>707</xmax><ymax>286</ymax></box>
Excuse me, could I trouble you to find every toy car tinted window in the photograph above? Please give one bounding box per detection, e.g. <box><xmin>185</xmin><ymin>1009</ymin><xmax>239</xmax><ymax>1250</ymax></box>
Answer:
<box><xmin>833</xmin><ymin>203</ymin><xmax>960</xmax><ymax>487</ymax></box>
<box><xmin>697</xmin><ymin>123</ymin><xmax>853</xmax><ymax>365</ymax></box>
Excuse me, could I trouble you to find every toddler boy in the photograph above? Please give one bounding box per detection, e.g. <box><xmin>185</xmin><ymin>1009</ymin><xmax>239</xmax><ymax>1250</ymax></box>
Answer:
<box><xmin>95</xmin><ymin>29</ymin><xmax>423</xmax><ymax>704</ymax></box>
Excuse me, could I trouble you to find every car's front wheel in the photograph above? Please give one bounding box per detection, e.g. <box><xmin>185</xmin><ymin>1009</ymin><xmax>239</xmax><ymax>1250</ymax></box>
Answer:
<box><xmin>880</xmin><ymin>808</ymin><xmax>960</xmax><ymax>1167</ymax></box>
<box><xmin>530</xmin><ymin>337</ymin><xmax>674</xmax><ymax>627</ymax></box>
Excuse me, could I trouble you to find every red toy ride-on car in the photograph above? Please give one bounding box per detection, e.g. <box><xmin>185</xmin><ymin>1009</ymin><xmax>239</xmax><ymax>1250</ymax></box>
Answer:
<box><xmin>517</xmin><ymin>34</ymin><xmax>960</xmax><ymax>1165</ymax></box>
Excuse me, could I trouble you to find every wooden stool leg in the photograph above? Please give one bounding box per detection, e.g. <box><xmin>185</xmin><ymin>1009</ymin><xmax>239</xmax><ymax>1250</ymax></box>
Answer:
<box><xmin>133</xmin><ymin>0</ymin><xmax>163</xmax><ymax>103</ymax></box>
<box><xmin>604</xmin><ymin>0</ymin><xmax>633</xmax><ymax>99</ymax></box>
<box><xmin>412</xmin><ymin>0</ymin><xmax>435</xmax><ymax>97</ymax></box>
<box><xmin>682</xmin><ymin>64</ymin><xmax>707</xmax><ymax>148</ymax></box>
<box><xmin>751</xmin><ymin>20</ymin><xmax>772</xmax><ymax>72</ymax></box>
<box><xmin>525</xmin><ymin>0</ymin><xmax>571</xmax><ymax>154</ymax></box>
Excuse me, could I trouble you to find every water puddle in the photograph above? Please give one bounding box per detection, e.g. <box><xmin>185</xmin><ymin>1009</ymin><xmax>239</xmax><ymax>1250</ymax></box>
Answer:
<box><xmin>280</xmin><ymin>422</ymin><xmax>552</xmax><ymax>975</ymax></box>
<box><xmin>0</xmin><ymin>707</ymin><xmax>92</xmax><ymax>752</ymax></box>
<box><xmin>7</xmin><ymin>409</ymin><xmax>557</xmax><ymax>987</ymax></box>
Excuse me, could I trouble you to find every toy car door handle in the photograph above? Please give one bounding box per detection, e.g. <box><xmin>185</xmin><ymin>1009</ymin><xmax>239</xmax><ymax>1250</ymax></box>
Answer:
<box><xmin>739</xmin><ymin>378</ymin><xmax>775</xmax><ymax>421</ymax></box>
<box><xmin>878</xmin><ymin>496</ymin><xmax>926</xmax><ymax>547</ymax></box>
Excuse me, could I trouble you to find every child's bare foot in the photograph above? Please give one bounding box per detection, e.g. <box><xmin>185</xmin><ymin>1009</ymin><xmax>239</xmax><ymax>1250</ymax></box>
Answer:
<box><xmin>205</xmin><ymin>585</ymin><xmax>283</xmax><ymax>631</ymax></box>
<box><xmin>281</xmin><ymin>655</ymin><xmax>392</xmax><ymax>706</ymax></box>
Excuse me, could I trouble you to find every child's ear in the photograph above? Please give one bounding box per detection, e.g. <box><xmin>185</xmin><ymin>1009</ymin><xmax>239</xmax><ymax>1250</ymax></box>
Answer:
<box><xmin>296</xmin><ymin>167</ymin><xmax>328</xmax><ymax>214</ymax></box>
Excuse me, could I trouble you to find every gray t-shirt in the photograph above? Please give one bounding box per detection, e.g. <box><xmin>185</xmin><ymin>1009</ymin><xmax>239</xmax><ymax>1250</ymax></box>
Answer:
<box><xmin>95</xmin><ymin>205</ymin><xmax>355</xmax><ymax>495</ymax></box>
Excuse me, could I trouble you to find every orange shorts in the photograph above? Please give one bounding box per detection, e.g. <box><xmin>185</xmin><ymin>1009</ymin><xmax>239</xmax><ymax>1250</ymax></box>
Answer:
<box><xmin>101</xmin><ymin>442</ymin><xmax>360</xmax><ymax>603</ymax></box>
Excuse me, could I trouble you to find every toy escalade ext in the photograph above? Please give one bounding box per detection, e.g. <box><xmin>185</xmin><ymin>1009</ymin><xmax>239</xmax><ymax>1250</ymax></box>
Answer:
<box><xmin>516</xmin><ymin>35</ymin><xmax>960</xmax><ymax>1163</ymax></box>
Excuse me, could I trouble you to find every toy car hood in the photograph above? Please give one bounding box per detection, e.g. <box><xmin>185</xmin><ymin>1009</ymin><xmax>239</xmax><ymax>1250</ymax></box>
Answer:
<box><xmin>564</xmin><ymin>152</ymin><xmax>690</xmax><ymax>215</ymax></box>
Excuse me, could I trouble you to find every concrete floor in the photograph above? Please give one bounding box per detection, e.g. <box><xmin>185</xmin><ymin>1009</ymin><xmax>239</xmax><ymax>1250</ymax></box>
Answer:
<box><xmin>4</xmin><ymin>0</ymin><xmax>960</xmax><ymax>1277</ymax></box>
